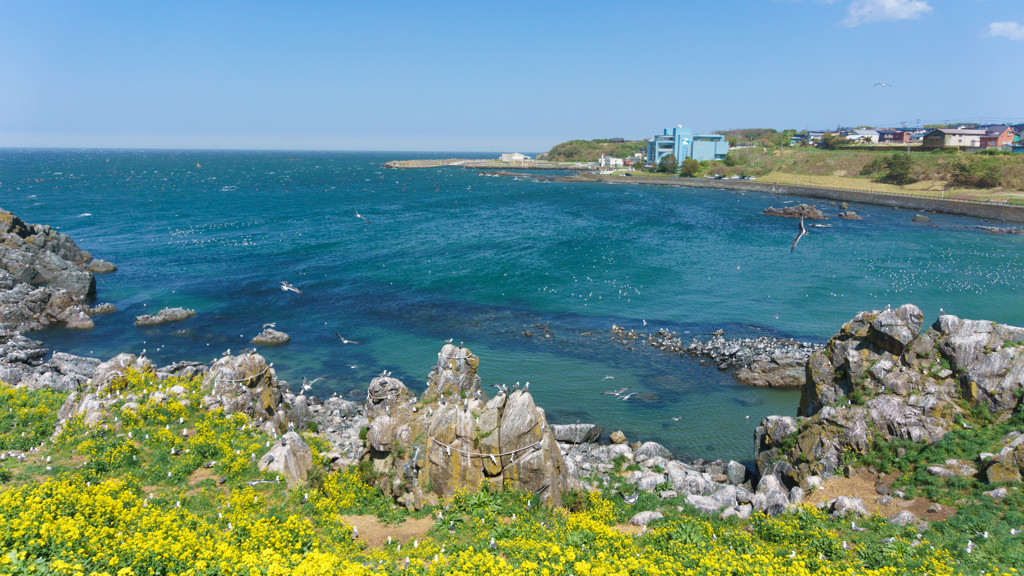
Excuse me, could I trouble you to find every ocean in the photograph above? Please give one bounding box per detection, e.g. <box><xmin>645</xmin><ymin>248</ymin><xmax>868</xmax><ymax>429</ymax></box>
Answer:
<box><xmin>3</xmin><ymin>148</ymin><xmax>1022</xmax><ymax>465</ymax></box>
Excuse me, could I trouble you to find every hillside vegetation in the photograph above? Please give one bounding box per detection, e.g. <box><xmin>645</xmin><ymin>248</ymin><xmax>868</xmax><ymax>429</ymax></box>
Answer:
<box><xmin>703</xmin><ymin>148</ymin><xmax>1024</xmax><ymax>194</ymax></box>
<box><xmin>538</xmin><ymin>139</ymin><xmax>646</xmax><ymax>162</ymax></box>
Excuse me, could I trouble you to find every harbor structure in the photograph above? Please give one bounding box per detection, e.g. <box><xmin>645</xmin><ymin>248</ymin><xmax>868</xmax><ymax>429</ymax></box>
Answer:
<box><xmin>647</xmin><ymin>127</ymin><xmax>729</xmax><ymax>165</ymax></box>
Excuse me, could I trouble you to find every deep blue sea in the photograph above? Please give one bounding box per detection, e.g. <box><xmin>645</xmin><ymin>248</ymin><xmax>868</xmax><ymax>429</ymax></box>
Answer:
<box><xmin>3</xmin><ymin>149</ymin><xmax>1022</xmax><ymax>464</ymax></box>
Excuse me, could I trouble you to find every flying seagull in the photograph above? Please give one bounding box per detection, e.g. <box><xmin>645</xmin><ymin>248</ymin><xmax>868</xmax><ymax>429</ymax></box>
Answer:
<box><xmin>301</xmin><ymin>376</ymin><xmax>327</xmax><ymax>392</ymax></box>
<box><xmin>790</xmin><ymin>215</ymin><xmax>807</xmax><ymax>253</ymax></box>
<box><xmin>353</xmin><ymin>209</ymin><xmax>372</xmax><ymax>224</ymax></box>
<box><xmin>262</xmin><ymin>322</ymin><xmax>276</xmax><ymax>329</ymax></box>
<box><xmin>602</xmin><ymin>375</ymin><xmax>615</xmax><ymax>381</ymax></box>
<box><xmin>873</xmin><ymin>83</ymin><xmax>892</xmax><ymax>88</ymax></box>
<box><xmin>334</xmin><ymin>332</ymin><xmax>362</xmax><ymax>345</ymax></box>
<box><xmin>280</xmin><ymin>281</ymin><xmax>302</xmax><ymax>294</ymax></box>
<box><xmin>620</xmin><ymin>392</ymin><xmax>638</xmax><ymax>401</ymax></box>
<box><xmin>602</xmin><ymin>387</ymin><xmax>630</xmax><ymax>396</ymax></box>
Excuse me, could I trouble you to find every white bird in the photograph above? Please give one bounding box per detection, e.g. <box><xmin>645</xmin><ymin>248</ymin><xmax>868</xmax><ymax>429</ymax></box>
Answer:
<box><xmin>353</xmin><ymin>209</ymin><xmax>372</xmax><ymax>224</ymax></box>
<box><xmin>620</xmin><ymin>392</ymin><xmax>638</xmax><ymax>401</ymax></box>
<box><xmin>280</xmin><ymin>281</ymin><xmax>302</xmax><ymax>294</ymax></box>
<box><xmin>334</xmin><ymin>332</ymin><xmax>362</xmax><ymax>345</ymax></box>
<box><xmin>602</xmin><ymin>375</ymin><xmax>615</xmax><ymax>381</ymax></box>
<box><xmin>791</xmin><ymin>215</ymin><xmax>807</xmax><ymax>252</ymax></box>
<box><xmin>300</xmin><ymin>376</ymin><xmax>327</xmax><ymax>392</ymax></box>
<box><xmin>262</xmin><ymin>322</ymin><xmax>276</xmax><ymax>328</ymax></box>
<box><xmin>873</xmin><ymin>83</ymin><xmax>892</xmax><ymax>88</ymax></box>
<box><xmin>489</xmin><ymin>537</ymin><xmax>497</xmax><ymax>550</ymax></box>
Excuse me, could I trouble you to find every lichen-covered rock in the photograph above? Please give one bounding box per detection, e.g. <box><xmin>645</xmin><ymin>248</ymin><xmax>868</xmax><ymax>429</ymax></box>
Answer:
<box><xmin>201</xmin><ymin>352</ymin><xmax>295</xmax><ymax>432</ymax></box>
<box><xmin>358</xmin><ymin>345</ymin><xmax>568</xmax><ymax>508</ymax></box>
<box><xmin>551</xmin><ymin>423</ymin><xmax>603</xmax><ymax>444</ymax></box>
<box><xmin>251</xmin><ymin>328</ymin><xmax>290</xmax><ymax>345</ymax></box>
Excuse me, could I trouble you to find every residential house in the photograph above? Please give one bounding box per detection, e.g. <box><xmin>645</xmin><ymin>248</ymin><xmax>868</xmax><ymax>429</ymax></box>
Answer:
<box><xmin>923</xmin><ymin>129</ymin><xmax>986</xmax><ymax>148</ymax></box>
<box><xmin>847</xmin><ymin>129</ymin><xmax>880</xmax><ymax>143</ymax></box>
<box><xmin>877</xmin><ymin>130</ymin><xmax>910</xmax><ymax>144</ymax></box>
<box><xmin>980</xmin><ymin>126</ymin><xmax>1015</xmax><ymax>149</ymax></box>
<box><xmin>598</xmin><ymin>155</ymin><xmax>624</xmax><ymax>168</ymax></box>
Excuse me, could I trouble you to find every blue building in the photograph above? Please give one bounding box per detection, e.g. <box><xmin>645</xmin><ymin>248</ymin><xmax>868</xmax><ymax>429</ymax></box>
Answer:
<box><xmin>646</xmin><ymin>127</ymin><xmax>730</xmax><ymax>165</ymax></box>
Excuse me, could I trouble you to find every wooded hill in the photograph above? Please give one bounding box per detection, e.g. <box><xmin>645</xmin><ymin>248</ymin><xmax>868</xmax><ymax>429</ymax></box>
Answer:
<box><xmin>537</xmin><ymin>139</ymin><xmax>647</xmax><ymax>162</ymax></box>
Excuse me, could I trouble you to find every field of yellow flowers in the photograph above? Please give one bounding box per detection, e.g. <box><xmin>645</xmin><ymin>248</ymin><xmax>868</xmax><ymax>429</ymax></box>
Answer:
<box><xmin>0</xmin><ymin>370</ymin><xmax>1017</xmax><ymax>575</ymax></box>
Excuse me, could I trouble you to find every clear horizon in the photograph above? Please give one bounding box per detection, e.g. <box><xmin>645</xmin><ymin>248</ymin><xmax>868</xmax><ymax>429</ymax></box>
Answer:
<box><xmin>2</xmin><ymin>1</ymin><xmax>1022</xmax><ymax>152</ymax></box>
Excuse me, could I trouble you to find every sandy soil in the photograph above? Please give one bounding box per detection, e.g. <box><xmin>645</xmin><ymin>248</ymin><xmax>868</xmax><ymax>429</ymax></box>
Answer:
<box><xmin>340</xmin><ymin>514</ymin><xmax>436</xmax><ymax>548</ymax></box>
<box><xmin>809</xmin><ymin>471</ymin><xmax>957</xmax><ymax>523</ymax></box>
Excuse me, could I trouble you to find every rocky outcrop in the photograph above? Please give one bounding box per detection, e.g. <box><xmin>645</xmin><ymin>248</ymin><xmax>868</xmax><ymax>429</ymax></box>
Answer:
<box><xmin>0</xmin><ymin>325</ymin><xmax>99</xmax><ymax>390</ymax></box>
<box><xmin>135</xmin><ymin>307</ymin><xmax>196</xmax><ymax>327</ymax></box>
<box><xmin>551</xmin><ymin>423</ymin><xmax>603</xmax><ymax>444</ymax></box>
<box><xmin>357</xmin><ymin>345</ymin><xmax>569</xmax><ymax>509</ymax></box>
<box><xmin>839</xmin><ymin>211</ymin><xmax>862</xmax><ymax>220</ymax></box>
<box><xmin>912</xmin><ymin>214</ymin><xmax>932</xmax><ymax>223</ymax></box>
<box><xmin>612</xmin><ymin>326</ymin><xmax>821</xmax><ymax>388</ymax></box>
<box><xmin>755</xmin><ymin>304</ymin><xmax>1024</xmax><ymax>489</ymax></box>
<box><xmin>762</xmin><ymin>204</ymin><xmax>827</xmax><ymax>220</ymax></box>
<box><xmin>1</xmin><ymin>208</ymin><xmax>115</xmax><ymax>332</ymax></box>
<box><xmin>251</xmin><ymin>328</ymin><xmax>290</xmax><ymax>345</ymax></box>
<box><xmin>258</xmin><ymin>431</ymin><xmax>313</xmax><ymax>487</ymax></box>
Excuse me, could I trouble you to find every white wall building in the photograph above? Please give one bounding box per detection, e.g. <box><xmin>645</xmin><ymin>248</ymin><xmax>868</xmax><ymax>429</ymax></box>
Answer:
<box><xmin>597</xmin><ymin>155</ymin><xmax>624</xmax><ymax>168</ymax></box>
<box><xmin>500</xmin><ymin>153</ymin><xmax>531</xmax><ymax>162</ymax></box>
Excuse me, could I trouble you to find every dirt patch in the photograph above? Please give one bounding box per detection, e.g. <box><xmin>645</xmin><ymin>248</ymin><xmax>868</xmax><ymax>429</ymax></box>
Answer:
<box><xmin>339</xmin><ymin>514</ymin><xmax>435</xmax><ymax>548</ymax></box>
<box><xmin>188</xmin><ymin>467</ymin><xmax>218</xmax><ymax>486</ymax></box>
<box><xmin>809</xmin><ymin>472</ymin><xmax>956</xmax><ymax>523</ymax></box>
<box><xmin>612</xmin><ymin>523</ymin><xmax>644</xmax><ymax>535</ymax></box>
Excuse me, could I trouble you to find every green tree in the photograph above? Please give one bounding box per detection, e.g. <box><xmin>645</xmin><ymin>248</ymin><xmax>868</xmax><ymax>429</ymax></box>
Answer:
<box><xmin>722</xmin><ymin>154</ymin><xmax>738</xmax><ymax>167</ymax></box>
<box><xmin>819</xmin><ymin>133</ymin><xmax>850</xmax><ymax>150</ymax></box>
<box><xmin>657</xmin><ymin>154</ymin><xmax>677</xmax><ymax>173</ymax></box>
<box><xmin>678</xmin><ymin>157</ymin><xmax>702</xmax><ymax>177</ymax></box>
<box><xmin>884</xmin><ymin>153</ymin><xmax>915</xmax><ymax>185</ymax></box>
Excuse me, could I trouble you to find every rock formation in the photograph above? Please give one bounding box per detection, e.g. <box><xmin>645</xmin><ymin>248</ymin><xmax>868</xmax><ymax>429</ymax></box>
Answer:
<box><xmin>251</xmin><ymin>328</ymin><xmax>291</xmax><ymax>345</ymax></box>
<box><xmin>135</xmin><ymin>307</ymin><xmax>196</xmax><ymax>327</ymax></box>
<box><xmin>755</xmin><ymin>304</ymin><xmax>1024</xmax><ymax>489</ymax></box>
<box><xmin>762</xmin><ymin>204</ymin><xmax>827</xmax><ymax>219</ymax></box>
<box><xmin>1</xmin><ymin>207</ymin><xmax>116</xmax><ymax>331</ymax></box>
<box><xmin>358</xmin><ymin>344</ymin><xmax>569</xmax><ymax>508</ymax></box>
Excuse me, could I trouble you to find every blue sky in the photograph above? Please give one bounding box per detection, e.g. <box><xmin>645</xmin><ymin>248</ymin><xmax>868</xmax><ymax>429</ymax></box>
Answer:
<box><xmin>1</xmin><ymin>1</ymin><xmax>1021</xmax><ymax>152</ymax></box>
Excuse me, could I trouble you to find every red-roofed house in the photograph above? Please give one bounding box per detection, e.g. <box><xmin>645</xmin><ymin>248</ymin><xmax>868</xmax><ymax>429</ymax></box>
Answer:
<box><xmin>981</xmin><ymin>126</ymin><xmax>1015</xmax><ymax>149</ymax></box>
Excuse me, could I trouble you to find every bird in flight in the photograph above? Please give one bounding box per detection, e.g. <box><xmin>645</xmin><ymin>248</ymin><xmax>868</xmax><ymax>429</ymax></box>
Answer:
<box><xmin>873</xmin><ymin>83</ymin><xmax>892</xmax><ymax>88</ymax></box>
<box><xmin>280</xmin><ymin>281</ymin><xmax>302</xmax><ymax>294</ymax></box>
<box><xmin>300</xmin><ymin>376</ymin><xmax>327</xmax><ymax>392</ymax></box>
<box><xmin>262</xmin><ymin>322</ymin><xmax>276</xmax><ymax>329</ymax></box>
<box><xmin>334</xmin><ymin>332</ymin><xmax>362</xmax><ymax>345</ymax></box>
<box><xmin>353</xmin><ymin>209</ymin><xmax>372</xmax><ymax>224</ymax></box>
<box><xmin>791</xmin><ymin>216</ymin><xmax>807</xmax><ymax>252</ymax></box>
<box><xmin>620</xmin><ymin>392</ymin><xmax>638</xmax><ymax>401</ymax></box>
<box><xmin>602</xmin><ymin>375</ymin><xmax>615</xmax><ymax>381</ymax></box>
<box><xmin>602</xmin><ymin>387</ymin><xmax>630</xmax><ymax>396</ymax></box>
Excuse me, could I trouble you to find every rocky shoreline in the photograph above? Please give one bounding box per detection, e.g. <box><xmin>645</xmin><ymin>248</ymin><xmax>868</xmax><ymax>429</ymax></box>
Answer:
<box><xmin>4</xmin><ymin>205</ymin><xmax>1024</xmax><ymax>525</ymax></box>
<box><xmin>611</xmin><ymin>324</ymin><xmax>822</xmax><ymax>388</ymax></box>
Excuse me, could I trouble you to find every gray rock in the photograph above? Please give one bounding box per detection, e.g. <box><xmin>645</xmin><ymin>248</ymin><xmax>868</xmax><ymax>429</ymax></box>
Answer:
<box><xmin>551</xmin><ymin>423</ymin><xmax>603</xmax><ymax>444</ymax></box>
<box><xmin>685</xmin><ymin>494</ymin><xmax>723</xmax><ymax>514</ymax></box>
<box><xmin>635</xmin><ymin>441</ymin><xmax>673</xmax><ymax>462</ymax></box>
<box><xmin>830</xmin><ymin>496</ymin><xmax>868</xmax><ymax>518</ymax></box>
<box><xmin>87</xmin><ymin>259</ymin><xmax>117</xmax><ymax>273</ymax></box>
<box><xmin>982</xmin><ymin>487</ymin><xmax>1008</xmax><ymax>500</ymax></box>
<box><xmin>726</xmin><ymin>460</ymin><xmax>747</xmax><ymax>485</ymax></box>
<box><xmin>257</xmin><ymin>431</ymin><xmax>313</xmax><ymax>487</ymax></box>
<box><xmin>251</xmin><ymin>328</ymin><xmax>291</xmax><ymax>345</ymax></box>
<box><xmin>629</xmin><ymin>511</ymin><xmax>663</xmax><ymax>526</ymax></box>
<box><xmin>134</xmin><ymin>307</ymin><xmax>196</xmax><ymax>326</ymax></box>
<box><xmin>889</xmin><ymin>510</ymin><xmax>917</xmax><ymax>526</ymax></box>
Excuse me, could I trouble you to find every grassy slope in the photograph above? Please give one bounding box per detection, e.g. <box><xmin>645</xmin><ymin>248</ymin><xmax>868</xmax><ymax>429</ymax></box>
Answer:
<box><xmin>706</xmin><ymin>148</ymin><xmax>1024</xmax><ymax>199</ymax></box>
<box><xmin>1</xmin><ymin>369</ymin><xmax>1020</xmax><ymax>574</ymax></box>
<box><xmin>538</xmin><ymin>140</ymin><xmax>647</xmax><ymax>163</ymax></box>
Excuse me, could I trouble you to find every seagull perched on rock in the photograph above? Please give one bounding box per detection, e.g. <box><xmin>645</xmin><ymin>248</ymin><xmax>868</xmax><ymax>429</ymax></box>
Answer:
<box><xmin>280</xmin><ymin>281</ymin><xmax>302</xmax><ymax>294</ymax></box>
<box><xmin>334</xmin><ymin>332</ymin><xmax>361</xmax><ymax>345</ymax></box>
<box><xmin>791</xmin><ymin>216</ymin><xmax>807</xmax><ymax>252</ymax></box>
<box><xmin>353</xmin><ymin>209</ymin><xmax>372</xmax><ymax>225</ymax></box>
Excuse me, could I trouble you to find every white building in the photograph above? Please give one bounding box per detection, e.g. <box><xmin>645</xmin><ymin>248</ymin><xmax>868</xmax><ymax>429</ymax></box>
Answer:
<box><xmin>597</xmin><ymin>155</ymin><xmax>624</xmax><ymax>168</ymax></box>
<box><xmin>923</xmin><ymin>129</ymin><xmax>986</xmax><ymax>148</ymax></box>
<box><xmin>500</xmin><ymin>153</ymin><xmax>531</xmax><ymax>162</ymax></box>
<box><xmin>848</xmin><ymin>129</ymin><xmax>880</xmax><ymax>143</ymax></box>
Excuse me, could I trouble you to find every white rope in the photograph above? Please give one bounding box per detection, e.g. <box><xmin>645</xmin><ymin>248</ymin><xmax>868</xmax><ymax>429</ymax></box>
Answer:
<box><xmin>366</xmin><ymin>391</ymin><xmax>399</xmax><ymax>401</ymax></box>
<box><xmin>429</xmin><ymin>437</ymin><xmax>541</xmax><ymax>459</ymax></box>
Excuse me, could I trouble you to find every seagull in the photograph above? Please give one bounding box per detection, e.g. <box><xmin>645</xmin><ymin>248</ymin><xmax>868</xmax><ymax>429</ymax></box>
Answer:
<box><xmin>301</xmin><ymin>376</ymin><xmax>327</xmax><ymax>392</ymax></box>
<box><xmin>851</xmin><ymin>522</ymin><xmax>866</xmax><ymax>532</ymax></box>
<box><xmin>791</xmin><ymin>215</ymin><xmax>807</xmax><ymax>252</ymax></box>
<box><xmin>873</xmin><ymin>83</ymin><xmax>892</xmax><ymax>88</ymax></box>
<box><xmin>489</xmin><ymin>537</ymin><xmax>497</xmax><ymax>550</ymax></box>
<box><xmin>602</xmin><ymin>387</ymin><xmax>630</xmax><ymax>396</ymax></box>
<box><xmin>334</xmin><ymin>332</ymin><xmax>362</xmax><ymax>345</ymax></box>
<box><xmin>353</xmin><ymin>209</ymin><xmax>372</xmax><ymax>224</ymax></box>
<box><xmin>671</xmin><ymin>417</ymin><xmax>683</xmax><ymax>421</ymax></box>
<box><xmin>280</xmin><ymin>281</ymin><xmax>302</xmax><ymax>294</ymax></box>
<box><xmin>262</xmin><ymin>322</ymin><xmax>276</xmax><ymax>329</ymax></box>
<box><xmin>620</xmin><ymin>392</ymin><xmax>637</xmax><ymax>401</ymax></box>
<box><xmin>602</xmin><ymin>376</ymin><xmax>615</xmax><ymax>381</ymax></box>
<box><xmin>346</xmin><ymin>364</ymin><xmax>358</xmax><ymax>369</ymax></box>
<box><xmin>621</xmin><ymin>487</ymin><xmax>639</xmax><ymax>505</ymax></box>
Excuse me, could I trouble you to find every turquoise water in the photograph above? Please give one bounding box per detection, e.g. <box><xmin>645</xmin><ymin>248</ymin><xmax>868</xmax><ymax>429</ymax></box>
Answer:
<box><xmin>4</xmin><ymin>149</ymin><xmax>1023</xmax><ymax>464</ymax></box>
